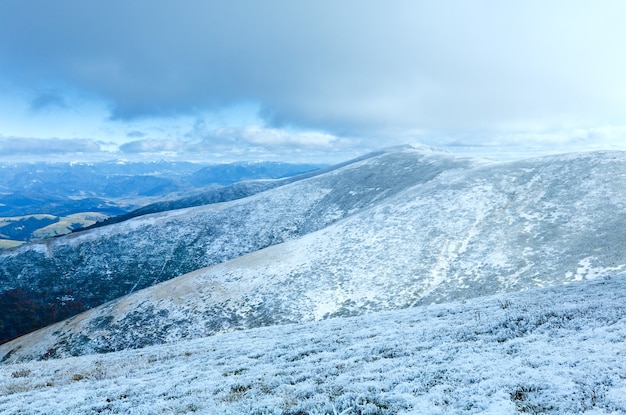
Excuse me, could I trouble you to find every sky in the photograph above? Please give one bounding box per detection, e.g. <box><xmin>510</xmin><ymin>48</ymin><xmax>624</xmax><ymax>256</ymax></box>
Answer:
<box><xmin>1</xmin><ymin>0</ymin><xmax>626</xmax><ymax>163</ymax></box>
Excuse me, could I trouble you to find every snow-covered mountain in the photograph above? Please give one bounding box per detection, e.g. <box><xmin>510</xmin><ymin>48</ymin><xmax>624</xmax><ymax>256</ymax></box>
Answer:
<box><xmin>0</xmin><ymin>145</ymin><xmax>478</xmax><ymax>343</ymax></box>
<box><xmin>2</xmin><ymin>146</ymin><xmax>626</xmax><ymax>360</ymax></box>
<box><xmin>1</xmin><ymin>272</ymin><xmax>625</xmax><ymax>414</ymax></box>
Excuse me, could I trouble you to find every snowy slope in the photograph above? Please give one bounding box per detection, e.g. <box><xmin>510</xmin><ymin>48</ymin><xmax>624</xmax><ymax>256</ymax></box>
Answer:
<box><xmin>2</xmin><ymin>150</ymin><xmax>626</xmax><ymax>360</ymax></box>
<box><xmin>1</xmin><ymin>274</ymin><xmax>625</xmax><ymax>414</ymax></box>
<box><xmin>1</xmin><ymin>145</ymin><xmax>478</xmax><ymax>343</ymax></box>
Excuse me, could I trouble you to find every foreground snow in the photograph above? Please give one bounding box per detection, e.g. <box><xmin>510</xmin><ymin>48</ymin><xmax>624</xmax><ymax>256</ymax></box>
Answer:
<box><xmin>2</xmin><ymin>274</ymin><xmax>626</xmax><ymax>415</ymax></box>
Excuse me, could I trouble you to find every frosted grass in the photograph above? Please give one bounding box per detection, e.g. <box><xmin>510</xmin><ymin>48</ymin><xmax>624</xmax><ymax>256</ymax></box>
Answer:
<box><xmin>2</xmin><ymin>274</ymin><xmax>625</xmax><ymax>414</ymax></box>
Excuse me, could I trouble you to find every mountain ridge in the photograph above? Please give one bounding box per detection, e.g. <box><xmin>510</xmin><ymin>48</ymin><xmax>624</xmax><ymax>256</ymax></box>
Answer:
<box><xmin>1</xmin><ymin>147</ymin><xmax>625</xmax><ymax>360</ymax></box>
<box><xmin>0</xmin><ymin>146</ymin><xmax>478</xmax><ymax>344</ymax></box>
<box><xmin>0</xmin><ymin>159</ymin><xmax>322</xmax><ymax>244</ymax></box>
<box><xmin>74</xmin><ymin>149</ymin><xmax>390</xmax><ymax>232</ymax></box>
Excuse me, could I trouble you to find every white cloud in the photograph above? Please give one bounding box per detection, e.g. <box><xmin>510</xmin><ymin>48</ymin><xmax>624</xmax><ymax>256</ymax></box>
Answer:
<box><xmin>0</xmin><ymin>137</ymin><xmax>101</xmax><ymax>156</ymax></box>
<box><xmin>240</xmin><ymin>126</ymin><xmax>337</xmax><ymax>148</ymax></box>
<box><xmin>119</xmin><ymin>139</ymin><xmax>182</xmax><ymax>154</ymax></box>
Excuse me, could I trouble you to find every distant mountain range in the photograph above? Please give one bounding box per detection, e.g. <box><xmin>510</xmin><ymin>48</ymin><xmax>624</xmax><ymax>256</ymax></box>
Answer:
<box><xmin>1</xmin><ymin>145</ymin><xmax>625</xmax><ymax>359</ymax></box>
<box><xmin>0</xmin><ymin>160</ymin><xmax>321</xmax><ymax>247</ymax></box>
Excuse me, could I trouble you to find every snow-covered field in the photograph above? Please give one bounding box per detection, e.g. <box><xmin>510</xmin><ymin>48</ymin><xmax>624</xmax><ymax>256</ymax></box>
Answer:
<box><xmin>2</xmin><ymin>273</ymin><xmax>625</xmax><ymax>414</ymax></box>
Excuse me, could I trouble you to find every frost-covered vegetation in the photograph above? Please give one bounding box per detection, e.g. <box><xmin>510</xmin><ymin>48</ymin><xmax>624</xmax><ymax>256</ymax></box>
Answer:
<box><xmin>3</xmin><ymin>149</ymin><xmax>626</xmax><ymax>361</ymax></box>
<box><xmin>1</xmin><ymin>274</ymin><xmax>625</xmax><ymax>414</ymax></box>
<box><xmin>2</xmin><ymin>147</ymin><xmax>626</xmax><ymax>414</ymax></box>
<box><xmin>0</xmin><ymin>147</ymin><xmax>478</xmax><ymax>344</ymax></box>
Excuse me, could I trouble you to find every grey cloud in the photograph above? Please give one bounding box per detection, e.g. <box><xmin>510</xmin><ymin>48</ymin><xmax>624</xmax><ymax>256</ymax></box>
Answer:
<box><xmin>0</xmin><ymin>137</ymin><xmax>101</xmax><ymax>155</ymax></box>
<box><xmin>1</xmin><ymin>1</ymin><xmax>625</xmax><ymax>142</ymax></box>
<box><xmin>29</xmin><ymin>91</ymin><xmax>67</xmax><ymax>112</ymax></box>
<box><xmin>126</xmin><ymin>130</ymin><xmax>146</xmax><ymax>138</ymax></box>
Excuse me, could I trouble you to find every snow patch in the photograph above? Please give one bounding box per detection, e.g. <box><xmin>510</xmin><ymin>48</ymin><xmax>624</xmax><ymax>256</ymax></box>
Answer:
<box><xmin>566</xmin><ymin>257</ymin><xmax>626</xmax><ymax>282</ymax></box>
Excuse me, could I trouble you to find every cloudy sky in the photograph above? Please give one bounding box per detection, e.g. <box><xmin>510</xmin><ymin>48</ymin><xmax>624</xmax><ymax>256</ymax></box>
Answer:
<box><xmin>1</xmin><ymin>0</ymin><xmax>626</xmax><ymax>162</ymax></box>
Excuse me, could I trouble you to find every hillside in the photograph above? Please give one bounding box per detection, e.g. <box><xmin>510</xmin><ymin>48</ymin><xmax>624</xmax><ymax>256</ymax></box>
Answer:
<box><xmin>78</xmin><ymin>153</ymin><xmax>372</xmax><ymax>230</ymax></box>
<box><xmin>0</xmin><ymin>160</ymin><xmax>321</xmax><ymax>246</ymax></box>
<box><xmin>0</xmin><ymin>146</ymin><xmax>475</xmax><ymax>343</ymax></box>
<box><xmin>1</xmin><ymin>273</ymin><xmax>625</xmax><ymax>414</ymax></box>
<box><xmin>1</xmin><ymin>148</ymin><xmax>625</xmax><ymax>359</ymax></box>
